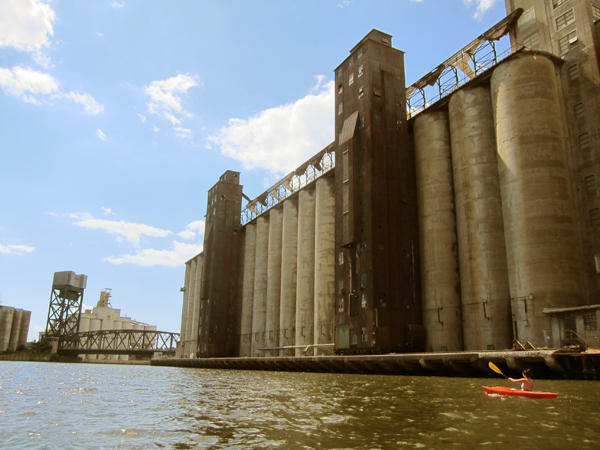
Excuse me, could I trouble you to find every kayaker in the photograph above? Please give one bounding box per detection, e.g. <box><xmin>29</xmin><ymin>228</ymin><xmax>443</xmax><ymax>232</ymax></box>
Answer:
<box><xmin>509</xmin><ymin>369</ymin><xmax>534</xmax><ymax>391</ymax></box>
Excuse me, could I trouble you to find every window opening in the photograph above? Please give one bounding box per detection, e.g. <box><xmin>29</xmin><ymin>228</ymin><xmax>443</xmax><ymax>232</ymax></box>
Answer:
<box><xmin>349</xmin><ymin>73</ymin><xmax>354</xmax><ymax>86</ymax></box>
<box><xmin>579</xmin><ymin>132</ymin><xmax>590</xmax><ymax>149</ymax></box>
<box><xmin>584</xmin><ymin>314</ymin><xmax>598</xmax><ymax>331</ymax></box>
<box><xmin>552</xmin><ymin>0</ymin><xmax>569</xmax><ymax>9</ymax></box>
<box><xmin>584</xmin><ymin>174</ymin><xmax>596</xmax><ymax>193</ymax></box>
<box><xmin>593</xmin><ymin>4</ymin><xmax>600</xmax><ymax>21</ymax></box>
<box><xmin>568</xmin><ymin>63</ymin><xmax>580</xmax><ymax>80</ymax></box>
<box><xmin>521</xmin><ymin>31</ymin><xmax>540</xmax><ymax>50</ymax></box>
<box><xmin>574</xmin><ymin>101</ymin><xmax>585</xmax><ymax>119</ymax></box>
<box><xmin>590</xmin><ymin>208</ymin><xmax>600</xmax><ymax>226</ymax></box>
<box><xmin>518</xmin><ymin>7</ymin><xmax>536</xmax><ymax>32</ymax></box>
<box><xmin>338</xmin><ymin>102</ymin><xmax>343</xmax><ymax>115</ymax></box>
<box><xmin>559</xmin><ymin>30</ymin><xmax>578</xmax><ymax>54</ymax></box>
<box><xmin>556</xmin><ymin>8</ymin><xmax>575</xmax><ymax>31</ymax></box>
<box><xmin>358</xmin><ymin>64</ymin><xmax>363</xmax><ymax>77</ymax></box>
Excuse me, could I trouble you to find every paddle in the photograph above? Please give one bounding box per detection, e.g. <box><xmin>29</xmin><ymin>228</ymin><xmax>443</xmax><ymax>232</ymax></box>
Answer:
<box><xmin>488</xmin><ymin>362</ymin><xmax>509</xmax><ymax>379</ymax></box>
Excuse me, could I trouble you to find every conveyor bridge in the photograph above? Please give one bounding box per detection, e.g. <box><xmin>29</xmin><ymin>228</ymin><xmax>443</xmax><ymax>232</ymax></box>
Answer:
<box><xmin>57</xmin><ymin>330</ymin><xmax>179</xmax><ymax>357</ymax></box>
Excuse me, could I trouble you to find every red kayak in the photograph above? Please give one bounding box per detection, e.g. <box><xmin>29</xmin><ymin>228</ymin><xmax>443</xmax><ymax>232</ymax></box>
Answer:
<box><xmin>482</xmin><ymin>386</ymin><xmax>557</xmax><ymax>399</ymax></box>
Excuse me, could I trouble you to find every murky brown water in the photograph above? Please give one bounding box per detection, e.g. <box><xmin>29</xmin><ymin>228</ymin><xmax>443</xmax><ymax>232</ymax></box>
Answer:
<box><xmin>0</xmin><ymin>361</ymin><xmax>598</xmax><ymax>449</ymax></box>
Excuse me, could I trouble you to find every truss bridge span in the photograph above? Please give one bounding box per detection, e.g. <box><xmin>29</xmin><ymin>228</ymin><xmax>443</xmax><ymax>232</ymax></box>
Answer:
<box><xmin>57</xmin><ymin>330</ymin><xmax>179</xmax><ymax>357</ymax></box>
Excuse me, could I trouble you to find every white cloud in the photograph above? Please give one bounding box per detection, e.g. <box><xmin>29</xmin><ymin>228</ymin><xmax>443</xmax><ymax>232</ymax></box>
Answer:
<box><xmin>69</xmin><ymin>213</ymin><xmax>172</xmax><ymax>245</ymax></box>
<box><xmin>104</xmin><ymin>241</ymin><xmax>203</xmax><ymax>267</ymax></box>
<box><xmin>136</xmin><ymin>113</ymin><xmax>147</xmax><ymax>123</ymax></box>
<box><xmin>145</xmin><ymin>74</ymin><xmax>200</xmax><ymax>140</ymax></box>
<box><xmin>0</xmin><ymin>66</ymin><xmax>58</xmax><ymax>98</ymax></box>
<box><xmin>177</xmin><ymin>220</ymin><xmax>205</xmax><ymax>239</ymax></box>
<box><xmin>96</xmin><ymin>129</ymin><xmax>107</xmax><ymax>141</ymax></box>
<box><xmin>208</xmin><ymin>77</ymin><xmax>334</xmax><ymax>174</ymax></box>
<box><xmin>0</xmin><ymin>66</ymin><xmax>104</xmax><ymax>114</ymax></box>
<box><xmin>0</xmin><ymin>0</ymin><xmax>55</xmax><ymax>52</ymax></box>
<box><xmin>63</xmin><ymin>91</ymin><xmax>104</xmax><ymax>115</ymax></box>
<box><xmin>0</xmin><ymin>244</ymin><xmax>35</xmax><ymax>255</ymax></box>
<box><xmin>464</xmin><ymin>0</ymin><xmax>499</xmax><ymax>20</ymax></box>
<box><xmin>151</xmin><ymin>124</ymin><xmax>160</xmax><ymax>132</ymax></box>
<box><xmin>102</xmin><ymin>207</ymin><xmax>116</xmax><ymax>215</ymax></box>
<box><xmin>112</xmin><ymin>2</ymin><xmax>125</xmax><ymax>8</ymax></box>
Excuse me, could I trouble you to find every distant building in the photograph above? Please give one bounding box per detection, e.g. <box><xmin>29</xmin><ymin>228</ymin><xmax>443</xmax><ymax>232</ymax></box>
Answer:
<box><xmin>79</xmin><ymin>289</ymin><xmax>156</xmax><ymax>361</ymax></box>
<box><xmin>0</xmin><ymin>305</ymin><xmax>31</xmax><ymax>352</ymax></box>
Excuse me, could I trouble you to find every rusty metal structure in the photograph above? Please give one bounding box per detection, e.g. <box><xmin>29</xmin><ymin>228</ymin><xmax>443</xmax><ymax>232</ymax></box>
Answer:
<box><xmin>45</xmin><ymin>271</ymin><xmax>87</xmax><ymax>337</ymax></box>
<box><xmin>58</xmin><ymin>330</ymin><xmax>179</xmax><ymax>357</ymax></box>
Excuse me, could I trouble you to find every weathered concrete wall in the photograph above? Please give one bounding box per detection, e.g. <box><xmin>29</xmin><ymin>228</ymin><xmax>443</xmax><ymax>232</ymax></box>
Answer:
<box><xmin>252</xmin><ymin>216</ymin><xmax>270</xmax><ymax>357</ymax></box>
<box><xmin>314</xmin><ymin>176</ymin><xmax>336</xmax><ymax>356</ymax></box>
<box><xmin>240</xmin><ymin>223</ymin><xmax>256</xmax><ymax>357</ymax></box>
<box><xmin>414</xmin><ymin>108</ymin><xmax>463</xmax><ymax>352</ymax></box>
<box><xmin>280</xmin><ymin>197</ymin><xmax>298</xmax><ymax>356</ymax></box>
<box><xmin>0</xmin><ymin>306</ymin><xmax>15</xmax><ymax>351</ymax></box>
<box><xmin>266</xmin><ymin>207</ymin><xmax>283</xmax><ymax>356</ymax></box>
<box><xmin>296</xmin><ymin>186</ymin><xmax>316</xmax><ymax>356</ymax></box>
<box><xmin>491</xmin><ymin>53</ymin><xmax>585</xmax><ymax>347</ymax></box>
<box><xmin>448</xmin><ymin>85</ymin><xmax>512</xmax><ymax>351</ymax></box>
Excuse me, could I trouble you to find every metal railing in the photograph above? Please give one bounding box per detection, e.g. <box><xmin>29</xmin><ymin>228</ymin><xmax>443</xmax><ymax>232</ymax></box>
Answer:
<box><xmin>406</xmin><ymin>8</ymin><xmax>523</xmax><ymax>119</ymax></box>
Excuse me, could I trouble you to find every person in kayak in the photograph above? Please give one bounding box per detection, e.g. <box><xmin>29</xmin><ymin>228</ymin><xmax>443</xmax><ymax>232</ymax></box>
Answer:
<box><xmin>509</xmin><ymin>369</ymin><xmax>534</xmax><ymax>391</ymax></box>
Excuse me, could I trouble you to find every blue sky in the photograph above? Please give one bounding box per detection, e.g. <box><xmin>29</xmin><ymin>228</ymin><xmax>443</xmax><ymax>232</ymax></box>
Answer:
<box><xmin>0</xmin><ymin>0</ymin><xmax>506</xmax><ymax>341</ymax></box>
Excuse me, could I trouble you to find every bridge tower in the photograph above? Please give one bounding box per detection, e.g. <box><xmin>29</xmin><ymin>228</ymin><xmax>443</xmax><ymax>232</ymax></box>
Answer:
<box><xmin>45</xmin><ymin>271</ymin><xmax>87</xmax><ymax>337</ymax></box>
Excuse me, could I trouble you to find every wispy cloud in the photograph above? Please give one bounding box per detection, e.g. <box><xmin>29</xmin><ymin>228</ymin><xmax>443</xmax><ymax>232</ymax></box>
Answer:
<box><xmin>0</xmin><ymin>66</ymin><xmax>58</xmax><ymax>100</ymax></box>
<box><xmin>208</xmin><ymin>76</ymin><xmax>334</xmax><ymax>174</ymax></box>
<box><xmin>103</xmin><ymin>241</ymin><xmax>203</xmax><ymax>267</ymax></box>
<box><xmin>96</xmin><ymin>129</ymin><xmax>107</xmax><ymax>141</ymax></box>
<box><xmin>68</xmin><ymin>212</ymin><xmax>172</xmax><ymax>245</ymax></box>
<box><xmin>463</xmin><ymin>0</ymin><xmax>499</xmax><ymax>20</ymax></box>
<box><xmin>136</xmin><ymin>113</ymin><xmax>147</xmax><ymax>123</ymax></box>
<box><xmin>177</xmin><ymin>220</ymin><xmax>205</xmax><ymax>240</ymax></box>
<box><xmin>63</xmin><ymin>91</ymin><xmax>104</xmax><ymax>115</ymax></box>
<box><xmin>0</xmin><ymin>244</ymin><xmax>35</xmax><ymax>255</ymax></box>
<box><xmin>102</xmin><ymin>207</ymin><xmax>116</xmax><ymax>215</ymax></box>
<box><xmin>112</xmin><ymin>1</ymin><xmax>125</xmax><ymax>8</ymax></box>
<box><xmin>145</xmin><ymin>74</ymin><xmax>200</xmax><ymax>140</ymax></box>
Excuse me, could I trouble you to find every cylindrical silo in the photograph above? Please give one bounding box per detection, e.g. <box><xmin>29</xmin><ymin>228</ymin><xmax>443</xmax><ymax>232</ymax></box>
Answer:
<box><xmin>185</xmin><ymin>257</ymin><xmax>197</xmax><ymax>355</ymax></box>
<box><xmin>265</xmin><ymin>207</ymin><xmax>283</xmax><ymax>356</ymax></box>
<box><xmin>251</xmin><ymin>216</ymin><xmax>270</xmax><ymax>357</ymax></box>
<box><xmin>280</xmin><ymin>196</ymin><xmax>299</xmax><ymax>356</ymax></box>
<box><xmin>296</xmin><ymin>185</ymin><xmax>316</xmax><ymax>356</ymax></box>
<box><xmin>491</xmin><ymin>53</ymin><xmax>584</xmax><ymax>347</ymax></box>
<box><xmin>17</xmin><ymin>310</ymin><xmax>31</xmax><ymax>348</ymax></box>
<box><xmin>190</xmin><ymin>254</ymin><xmax>203</xmax><ymax>357</ymax></box>
<box><xmin>314</xmin><ymin>175</ymin><xmax>336</xmax><ymax>356</ymax></box>
<box><xmin>448</xmin><ymin>85</ymin><xmax>512</xmax><ymax>351</ymax></box>
<box><xmin>240</xmin><ymin>223</ymin><xmax>257</xmax><ymax>357</ymax></box>
<box><xmin>0</xmin><ymin>306</ymin><xmax>15</xmax><ymax>352</ymax></box>
<box><xmin>414</xmin><ymin>108</ymin><xmax>463</xmax><ymax>352</ymax></box>
<box><xmin>8</xmin><ymin>309</ymin><xmax>23</xmax><ymax>351</ymax></box>
<box><xmin>179</xmin><ymin>260</ymin><xmax>192</xmax><ymax>357</ymax></box>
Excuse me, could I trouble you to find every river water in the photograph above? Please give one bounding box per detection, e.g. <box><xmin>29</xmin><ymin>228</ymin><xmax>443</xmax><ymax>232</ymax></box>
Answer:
<box><xmin>0</xmin><ymin>361</ymin><xmax>598</xmax><ymax>449</ymax></box>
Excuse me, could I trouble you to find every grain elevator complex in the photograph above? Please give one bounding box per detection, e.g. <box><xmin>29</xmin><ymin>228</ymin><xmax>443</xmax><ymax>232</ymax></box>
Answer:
<box><xmin>167</xmin><ymin>1</ymin><xmax>600</xmax><ymax>377</ymax></box>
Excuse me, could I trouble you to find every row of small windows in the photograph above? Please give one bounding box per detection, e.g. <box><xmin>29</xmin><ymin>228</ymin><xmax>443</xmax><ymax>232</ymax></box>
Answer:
<box><xmin>338</xmin><ymin>48</ymin><xmax>363</xmax><ymax>77</ymax></box>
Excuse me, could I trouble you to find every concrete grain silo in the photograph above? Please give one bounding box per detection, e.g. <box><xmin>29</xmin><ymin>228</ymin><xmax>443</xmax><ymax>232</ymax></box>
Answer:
<box><xmin>491</xmin><ymin>52</ymin><xmax>585</xmax><ymax>347</ymax></box>
<box><xmin>414</xmin><ymin>108</ymin><xmax>463</xmax><ymax>352</ymax></box>
<box><xmin>0</xmin><ymin>306</ymin><xmax>15</xmax><ymax>352</ymax></box>
<box><xmin>448</xmin><ymin>85</ymin><xmax>512</xmax><ymax>351</ymax></box>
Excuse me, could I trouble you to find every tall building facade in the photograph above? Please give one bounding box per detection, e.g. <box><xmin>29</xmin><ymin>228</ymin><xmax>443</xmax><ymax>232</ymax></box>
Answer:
<box><xmin>179</xmin><ymin>3</ymin><xmax>600</xmax><ymax>358</ymax></box>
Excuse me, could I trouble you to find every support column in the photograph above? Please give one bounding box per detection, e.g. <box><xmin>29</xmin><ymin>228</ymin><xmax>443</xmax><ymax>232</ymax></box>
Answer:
<box><xmin>314</xmin><ymin>176</ymin><xmax>336</xmax><ymax>356</ymax></box>
<box><xmin>280</xmin><ymin>197</ymin><xmax>299</xmax><ymax>356</ymax></box>
<box><xmin>296</xmin><ymin>185</ymin><xmax>316</xmax><ymax>355</ymax></box>
<box><xmin>414</xmin><ymin>108</ymin><xmax>463</xmax><ymax>352</ymax></box>
<box><xmin>240</xmin><ymin>223</ymin><xmax>256</xmax><ymax>357</ymax></box>
<box><xmin>252</xmin><ymin>216</ymin><xmax>270</xmax><ymax>357</ymax></box>
<box><xmin>266</xmin><ymin>207</ymin><xmax>283</xmax><ymax>356</ymax></box>
<box><xmin>448</xmin><ymin>85</ymin><xmax>512</xmax><ymax>351</ymax></box>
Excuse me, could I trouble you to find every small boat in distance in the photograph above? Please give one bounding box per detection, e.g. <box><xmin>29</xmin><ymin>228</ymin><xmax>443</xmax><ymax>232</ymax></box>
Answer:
<box><xmin>482</xmin><ymin>386</ymin><xmax>557</xmax><ymax>399</ymax></box>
